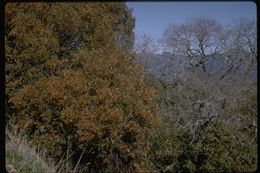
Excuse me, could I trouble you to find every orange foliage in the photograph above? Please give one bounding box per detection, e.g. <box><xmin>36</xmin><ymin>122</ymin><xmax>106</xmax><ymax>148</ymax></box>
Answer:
<box><xmin>6</xmin><ymin>2</ymin><xmax>158</xmax><ymax>172</ymax></box>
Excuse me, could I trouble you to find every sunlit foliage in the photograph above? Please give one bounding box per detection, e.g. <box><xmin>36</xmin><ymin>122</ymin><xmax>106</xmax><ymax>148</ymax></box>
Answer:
<box><xmin>6</xmin><ymin>3</ymin><xmax>158</xmax><ymax>172</ymax></box>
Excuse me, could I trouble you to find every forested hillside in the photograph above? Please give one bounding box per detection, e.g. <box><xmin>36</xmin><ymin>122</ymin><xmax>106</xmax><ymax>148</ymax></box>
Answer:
<box><xmin>5</xmin><ymin>2</ymin><xmax>257</xmax><ymax>173</ymax></box>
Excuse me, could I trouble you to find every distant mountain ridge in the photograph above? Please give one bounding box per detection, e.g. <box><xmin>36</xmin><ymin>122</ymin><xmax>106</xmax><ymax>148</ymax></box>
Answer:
<box><xmin>136</xmin><ymin>51</ymin><xmax>257</xmax><ymax>82</ymax></box>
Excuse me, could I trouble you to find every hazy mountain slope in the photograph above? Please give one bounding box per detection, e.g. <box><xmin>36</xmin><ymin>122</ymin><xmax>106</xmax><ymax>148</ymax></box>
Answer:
<box><xmin>136</xmin><ymin>51</ymin><xmax>257</xmax><ymax>82</ymax></box>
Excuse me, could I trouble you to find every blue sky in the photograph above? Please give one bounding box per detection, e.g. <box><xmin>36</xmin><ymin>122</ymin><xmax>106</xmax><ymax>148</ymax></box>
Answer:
<box><xmin>126</xmin><ymin>2</ymin><xmax>256</xmax><ymax>42</ymax></box>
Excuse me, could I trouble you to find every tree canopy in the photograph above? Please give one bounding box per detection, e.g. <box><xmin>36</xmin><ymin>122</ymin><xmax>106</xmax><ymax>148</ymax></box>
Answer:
<box><xmin>5</xmin><ymin>3</ymin><xmax>158</xmax><ymax>172</ymax></box>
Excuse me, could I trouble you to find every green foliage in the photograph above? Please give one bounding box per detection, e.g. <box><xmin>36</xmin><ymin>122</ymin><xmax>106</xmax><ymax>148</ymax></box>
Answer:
<box><xmin>235</xmin><ymin>92</ymin><xmax>257</xmax><ymax>144</ymax></box>
<box><xmin>150</xmin><ymin>119</ymin><xmax>257</xmax><ymax>173</ymax></box>
<box><xmin>182</xmin><ymin>120</ymin><xmax>256</xmax><ymax>172</ymax></box>
<box><xmin>237</xmin><ymin>93</ymin><xmax>257</xmax><ymax>122</ymax></box>
<box><xmin>6</xmin><ymin>3</ymin><xmax>157</xmax><ymax>172</ymax></box>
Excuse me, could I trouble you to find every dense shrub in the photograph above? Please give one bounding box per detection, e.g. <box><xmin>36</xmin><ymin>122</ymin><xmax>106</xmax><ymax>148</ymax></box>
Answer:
<box><xmin>150</xmin><ymin>120</ymin><xmax>257</xmax><ymax>173</ymax></box>
<box><xmin>6</xmin><ymin>3</ymin><xmax>158</xmax><ymax>172</ymax></box>
<box><xmin>235</xmin><ymin>92</ymin><xmax>257</xmax><ymax>143</ymax></box>
<box><xmin>180</xmin><ymin>120</ymin><xmax>256</xmax><ymax>172</ymax></box>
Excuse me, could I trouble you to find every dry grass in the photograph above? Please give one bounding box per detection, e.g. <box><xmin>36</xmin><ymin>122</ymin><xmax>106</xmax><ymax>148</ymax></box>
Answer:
<box><xmin>5</xmin><ymin>122</ymin><xmax>88</xmax><ymax>173</ymax></box>
<box><xmin>5</xmin><ymin>125</ymin><xmax>58</xmax><ymax>173</ymax></box>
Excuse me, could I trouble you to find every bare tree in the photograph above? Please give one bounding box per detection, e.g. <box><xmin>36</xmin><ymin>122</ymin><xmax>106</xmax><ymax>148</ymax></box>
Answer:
<box><xmin>134</xmin><ymin>20</ymin><xmax>256</xmax><ymax>135</ymax></box>
<box><xmin>156</xmin><ymin>18</ymin><xmax>257</xmax><ymax>144</ymax></box>
<box><xmin>134</xmin><ymin>33</ymin><xmax>158</xmax><ymax>54</ymax></box>
<box><xmin>161</xmin><ymin>18</ymin><xmax>256</xmax><ymax>81</ymax></box>
<box><xmin>161</xmin><ymin>18</ymin><xmax>225</xmax><ymax>75</ymax></box>
<box><xmin>222</xmin><ymin>19</ymin><xmax>257</xmax><ymax>81</ymax></box>
<box><xmin>134</xmin><ymin>33</ymin><xmax>161</xmax><ymax>77</ymax></box>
